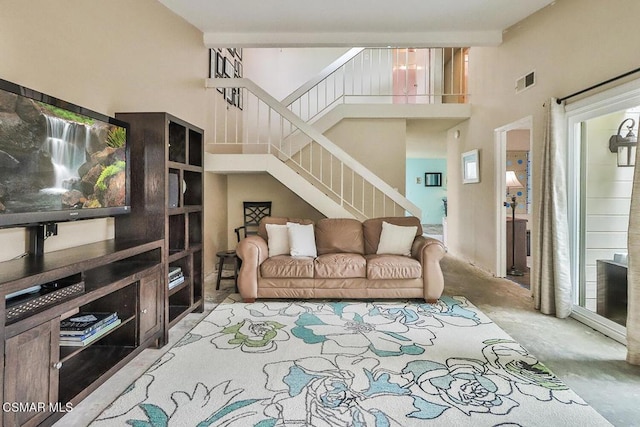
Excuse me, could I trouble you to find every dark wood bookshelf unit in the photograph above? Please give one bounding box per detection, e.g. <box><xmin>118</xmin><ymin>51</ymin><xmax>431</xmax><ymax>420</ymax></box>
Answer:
<box><xmin>114</xmin><ymin>112</ymin><xmax>204</xmax><ymax>335</ymax></box>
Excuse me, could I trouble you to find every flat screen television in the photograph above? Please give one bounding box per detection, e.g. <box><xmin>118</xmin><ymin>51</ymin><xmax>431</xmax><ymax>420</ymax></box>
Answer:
<box><xmin>0</xmin><ymin>78</ymin><xmax>131</xmax><ymax>231</ymax></box>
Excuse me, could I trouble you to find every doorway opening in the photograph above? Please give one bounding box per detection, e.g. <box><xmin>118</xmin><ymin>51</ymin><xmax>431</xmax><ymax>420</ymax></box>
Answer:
<box><xmin>494</xmin><ymin>117</ymin><xmax>533</xmax><ymax>288</ymax></box>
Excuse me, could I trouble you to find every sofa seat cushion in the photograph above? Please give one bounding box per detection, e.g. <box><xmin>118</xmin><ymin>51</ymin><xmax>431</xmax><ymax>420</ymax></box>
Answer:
<box><xmin>314</xmin><ymin>253</ymin><xmax>367</xmax><ymax>278</ymax></box>
<box><xmin>261</xmin><ymin>255</ymin><xmax>314</xmax><ymax>278</ymax></box>
<box><xmin>365</xmin><ymin>254</ymin><xmax>422</xmax><ymax>280</ymax></box>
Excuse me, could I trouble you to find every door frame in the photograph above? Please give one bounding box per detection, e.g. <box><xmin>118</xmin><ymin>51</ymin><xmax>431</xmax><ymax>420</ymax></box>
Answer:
<box><xmin>494</xmin><ymin>116</ymin><xmax>533</xmax><ymax>277</ymax></box>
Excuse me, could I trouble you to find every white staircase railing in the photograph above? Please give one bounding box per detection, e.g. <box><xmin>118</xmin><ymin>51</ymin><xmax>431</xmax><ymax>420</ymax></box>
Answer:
<box><xmin>206</xmin><ymin>78</ymin><xmax>421</xmax><ymax>220</ymax></box>
<box><xmin>282</xmin><ymin>47</ymin><xmax>469</xmax><ymax>123</ymax></box>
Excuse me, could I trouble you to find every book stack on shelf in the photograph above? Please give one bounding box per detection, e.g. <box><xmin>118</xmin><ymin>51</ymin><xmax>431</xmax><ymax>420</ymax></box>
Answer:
<box><xmin>168</xmin><ymin>266</ymin><xmax>184</xmax><ymax>290</ymax></box>
<box><xmin>59</xmin><ymin>312</ymin><xmax>121</xmax><ymax>347</ymax></box>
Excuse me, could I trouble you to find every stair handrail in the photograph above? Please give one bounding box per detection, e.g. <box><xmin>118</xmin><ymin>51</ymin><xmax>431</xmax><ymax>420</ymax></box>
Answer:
<box><xmin>206</xmin><ymin>77</ymin><xmax>421</xmax><ymax>218</ymax></box>
<box><xmin>281</xmin><ymin>48</ymin><xmax>364</xmax><ymax>106</ymax></box>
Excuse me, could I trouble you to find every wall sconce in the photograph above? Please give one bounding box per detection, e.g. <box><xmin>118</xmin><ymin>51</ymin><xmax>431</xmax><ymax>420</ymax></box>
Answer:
<box><xmin>609</xmin><ymin>118</ymin><xmax>637</xmax><ymax>167</ymax></box>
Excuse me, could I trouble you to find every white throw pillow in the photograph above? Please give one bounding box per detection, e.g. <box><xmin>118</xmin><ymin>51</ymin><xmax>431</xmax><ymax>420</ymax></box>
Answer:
<box><xmin>265</xmin><ymin>224</ymin><xmax>290</xmax><ymax>257</ymax></box>
<box><xmin>287</xmin><ymin>222</ymin><xmax>317</xmax><ymax>257</ymax></box>
<box><xmin>376</xmin><ymin>221</ymin><xmax>417</xmax><ymax>256</ymax></box>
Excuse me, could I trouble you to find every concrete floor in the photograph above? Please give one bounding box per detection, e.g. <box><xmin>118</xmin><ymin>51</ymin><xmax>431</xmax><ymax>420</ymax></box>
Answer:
<box><xmin>56</xmin><ymin>254</ymin><xmax>640</xmax><ymax>426</ymax></box>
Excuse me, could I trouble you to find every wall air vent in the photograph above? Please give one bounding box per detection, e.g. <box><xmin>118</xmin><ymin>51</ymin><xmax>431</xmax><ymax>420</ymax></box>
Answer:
<box><xmin>515</xmin><ymin>71</ymin><xmax>535</xmax><ymax>93</ymax></box>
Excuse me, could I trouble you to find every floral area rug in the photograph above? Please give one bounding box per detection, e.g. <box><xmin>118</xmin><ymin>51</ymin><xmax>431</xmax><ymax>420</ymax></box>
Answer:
<box><xmin>92</xmin><ymin>295</ymin><xmax>611</xmax><ymax>426</ymax></box>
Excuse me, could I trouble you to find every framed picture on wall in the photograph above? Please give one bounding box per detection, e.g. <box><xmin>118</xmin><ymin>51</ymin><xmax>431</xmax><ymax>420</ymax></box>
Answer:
<box><xmin>224</xmin><ymin>58</ymin><xmax>233</xmax><ymax>77</ymax></box>
<box><xmin>225</xmin><ymin>87</ymin><xmax>235</xmax><ymax>105</ymax></box>
<box><xmin>208</xmin><ymin>49</ymin><xmax>214</xmax><ymax>78</ymax></box>
<box><xmin>462</xmin><ymin>149</ymin><xmax>480</xmax><ymax>184</ymax></box>
<box><xmin>236</xmin><ymin>89</ymin><xmax>243</xmax><ymax>110</ymax></box>
<box><xmin>215</xmin><ymin>52</ymin><xmax>225</xmax><ymax>78</ymax></box>
<box><xmin>425</xmin><ymin>172</ymin><xmax>442</xmax><ymax>187</ymax></box>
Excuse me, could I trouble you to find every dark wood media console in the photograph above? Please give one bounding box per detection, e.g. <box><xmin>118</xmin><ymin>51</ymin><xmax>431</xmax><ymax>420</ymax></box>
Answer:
<box><xmin>0</xmin><ymin>239</ymin><xmax>164</xmax><ymax>426</ymax></box>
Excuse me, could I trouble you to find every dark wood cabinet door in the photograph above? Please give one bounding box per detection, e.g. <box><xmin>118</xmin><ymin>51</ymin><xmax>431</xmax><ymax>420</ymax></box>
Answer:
<box><xmin>139</xmin><ymin>270</ymin><xmax>162</xmax><ymax>343</ymax></box>
<box><xmin>4</xmin><ymin>319</ymin><xmax>59</xmax><ymax>427</ymax></box>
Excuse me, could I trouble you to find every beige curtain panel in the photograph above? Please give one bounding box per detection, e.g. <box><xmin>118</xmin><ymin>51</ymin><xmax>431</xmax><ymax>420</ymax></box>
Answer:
<box><xmin>533</xmin><ymin>98</ymin><xmax>572</xmax><ymax>318</ymax></box>
<box><xmin>627</xmin><ymin>117</ymin><xmax>640</xmax><ymax>365</ymax></box>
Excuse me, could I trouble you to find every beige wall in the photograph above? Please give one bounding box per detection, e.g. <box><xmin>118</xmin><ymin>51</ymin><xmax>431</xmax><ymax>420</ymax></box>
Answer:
<box><xmin>226</xmin><ymin>173</ymin><xmax>325</xmax><ymax>245</ymax></box>
<box><xmin>324</xmin><ymin>118</ymin><xmax>407</xmax><ymax>194</ymax></box>
<box><xmin>406</xmin><ymin>120</ymin><xmax>448</xmax><ymax>158</ymax></box>
<box><xmin>447</xmin><ymin>0</ymin><xmax>640</xmax><ymax>272</ymax></box>
<box><xmin>0</xmin><ymin>0</ymin><xmax>228</xmax><ymax>274</ymax></box>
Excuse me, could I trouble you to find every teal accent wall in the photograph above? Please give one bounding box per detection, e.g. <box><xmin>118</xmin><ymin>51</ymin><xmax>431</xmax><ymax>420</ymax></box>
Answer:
<box><xmin>406</xmin><ymin>158</ymin><xmax>447</xmax><ymax>224</ymax></box>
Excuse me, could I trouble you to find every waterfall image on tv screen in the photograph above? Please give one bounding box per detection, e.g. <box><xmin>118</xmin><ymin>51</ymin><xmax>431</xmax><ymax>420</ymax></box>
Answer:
<box><xmin>0</xmin><ymin>84</ymin><xmax>128</xmax><ymax>225</ymax></box>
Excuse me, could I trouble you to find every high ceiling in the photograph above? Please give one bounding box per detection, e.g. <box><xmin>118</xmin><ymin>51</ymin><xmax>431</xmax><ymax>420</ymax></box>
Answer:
<box><xmin>158</xmin><ymin>0</ymin><xmax>557</xmax><ymax>47</ymax></box>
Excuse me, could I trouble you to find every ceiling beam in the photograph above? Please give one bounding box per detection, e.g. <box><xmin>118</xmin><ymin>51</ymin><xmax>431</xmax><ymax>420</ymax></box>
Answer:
<box><xmin>203</xmin><ymin>31</ymin><xmax>502</xmax><ymax>48</ymax></box>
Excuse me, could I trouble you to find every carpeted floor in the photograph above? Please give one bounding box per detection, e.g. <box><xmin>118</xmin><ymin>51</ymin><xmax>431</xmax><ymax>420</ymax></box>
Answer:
<box><xmin>90</xmin><ymin>295</ymin><xmax>610</xmax><ymax>426</ymax></box>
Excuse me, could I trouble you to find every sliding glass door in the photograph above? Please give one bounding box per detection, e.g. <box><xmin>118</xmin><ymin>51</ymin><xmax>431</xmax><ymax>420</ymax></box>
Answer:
<box><xmin>566</xmin><ymin>80</ymin><xmax>640</xmax><ymax>343</ymax></box>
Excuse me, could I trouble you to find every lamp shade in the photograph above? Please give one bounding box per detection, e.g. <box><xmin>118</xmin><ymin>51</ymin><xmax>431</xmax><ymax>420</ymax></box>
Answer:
<box><xmin>506</xmin><ymin>171</ymin><xmax>523</xmax><ymax>189</ymax></box>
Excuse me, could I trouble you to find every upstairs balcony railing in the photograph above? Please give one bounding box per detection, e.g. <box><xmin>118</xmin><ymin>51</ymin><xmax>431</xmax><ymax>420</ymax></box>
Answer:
<box><xmin>281</xmin><ymin>47</ymin><xmax>469</xmax><ymax>123</ymax></box>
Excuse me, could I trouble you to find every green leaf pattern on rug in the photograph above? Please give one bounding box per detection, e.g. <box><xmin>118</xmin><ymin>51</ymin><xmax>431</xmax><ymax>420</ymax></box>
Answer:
<box><xmin>481</xmin><ymin>339</ymin><xmax>584</xmax><ymax>405</ymax></box>
<box><xmin>214</xmin><ymin>319</ymin><xmax>288</xmax><ymax>353</ymax></box>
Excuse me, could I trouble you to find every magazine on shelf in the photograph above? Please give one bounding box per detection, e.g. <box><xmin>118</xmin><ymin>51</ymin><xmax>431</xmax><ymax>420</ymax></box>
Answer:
<box><xmin>60</xmin><ymin>316</ymin><xmax>120</xmax><ymax>340</ymax></box>
<box><xmin>60</xmin><ymin>312</ymin><xmax>117</xmax><ymax>336</ymax></box>
<box><xmin>168</xmin><ymin>275</ymin><xmax>185</xmax><ymax>290</ymax></box>
<box><xmin>59</xmin><ymin>318</ymin><xmax>122</xmax><ymax>347</ymax></box>
<box><xmin>168</xmin><ymin>266</ymin><xmax>182</xmax><ymax>281</ymax></box>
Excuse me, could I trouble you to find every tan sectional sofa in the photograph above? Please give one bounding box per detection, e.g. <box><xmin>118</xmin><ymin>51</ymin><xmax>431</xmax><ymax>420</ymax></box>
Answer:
<box><xmin>235</xmin><ymin>216</ymin><xmax>446</xmax><ymax>303</ymax></box>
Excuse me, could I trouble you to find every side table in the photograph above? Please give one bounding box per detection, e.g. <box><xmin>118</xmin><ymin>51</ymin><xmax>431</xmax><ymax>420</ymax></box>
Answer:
<box><xmin>215</xmin><ymin>250</ymin><xmax>239</xmax><ymax>291</ymax></box>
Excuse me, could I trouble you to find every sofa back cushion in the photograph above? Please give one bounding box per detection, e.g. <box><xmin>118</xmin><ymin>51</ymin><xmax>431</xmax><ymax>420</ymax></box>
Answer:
<box><xmin>362</xmin><ymin>216</ymin><xmax>423</xmax><ymax>255</ymax></box>
<box><xmin>315</xmin><ymin>218</ymin><xmax>364</xmax><ymax>255</ymax></box>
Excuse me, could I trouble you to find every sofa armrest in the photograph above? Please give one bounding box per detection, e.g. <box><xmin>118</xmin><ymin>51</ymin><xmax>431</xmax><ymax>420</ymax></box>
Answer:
<box><xmin>412</xmin><ymin>236</ymin><xmax>447</xmax><ymax>303</ymax></box>
<box><xmin>236</xmin><ymin>235</ymin><xmax>269</xmax><ymax>302</ymax></box>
